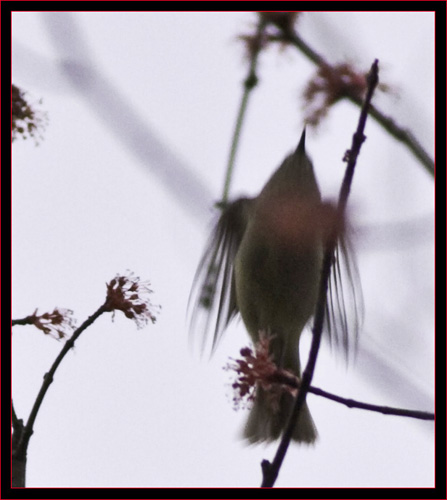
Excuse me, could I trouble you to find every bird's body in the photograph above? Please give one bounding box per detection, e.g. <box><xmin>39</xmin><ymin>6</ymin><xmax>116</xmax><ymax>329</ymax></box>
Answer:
<box><xmin>234</xmin><ymin>134</ymin><xmax>322</xmax><ymax>443</ymax></box>
<box><xmin>191</xmin><ymin>130</ymin><xmax>359</xmax><ymax>444</ymax></box>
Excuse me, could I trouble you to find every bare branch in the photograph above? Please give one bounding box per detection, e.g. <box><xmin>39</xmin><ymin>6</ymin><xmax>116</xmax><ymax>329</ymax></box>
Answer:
<box><xmin>308</xmin><ymin>385</ymin><xmax>434</xmax><ymax>421</ymax></box>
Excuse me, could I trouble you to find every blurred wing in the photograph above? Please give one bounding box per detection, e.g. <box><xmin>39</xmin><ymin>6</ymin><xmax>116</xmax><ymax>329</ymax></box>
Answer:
<box><xmin>324</xmin><ymin>232</ymin><xmax>364</xmax><ymax>361</ymax></box>
<box><xmin>189</xmin><ymin>197</ymin><xmax>254</xmax><ymax>355</ymax></box>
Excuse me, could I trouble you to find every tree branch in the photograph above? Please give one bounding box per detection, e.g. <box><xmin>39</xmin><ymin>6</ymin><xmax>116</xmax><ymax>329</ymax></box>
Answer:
<box><xmin>11</xmin><ymin>273</ymin><xmax>158</xmax><ymax>487</ymax></box>
<box><xmin>308</xmin><ymin>384</ymin><xmax>434</xmax><ymax>421</ymax></box>
<box><xmin>268</xmin><ymin>17</ymin><xmax>434</xmax><ymax>177</ymax></box>
<box><xmin>261</xmin><ymin>59</ymin><xmax>379</xmax><ymax>488</ymax></box>
<box><xmin>11</xmin><ymin>316</ymin><xmax>35</xmax><ymax>327</ymax></box>
<box><xmin>261</xmin><ymin>371</ymin><xmax>434</xmax><ymax>421</ymax></box>
<box><xmin>12</xmin><ymin>304</ymin><xmax>108</xmax><ymax>462</ymax></box>
<box><xmin>221</xmin><ymin>17</ymin><xmax>266</xmax><ymax>204</ymax></box>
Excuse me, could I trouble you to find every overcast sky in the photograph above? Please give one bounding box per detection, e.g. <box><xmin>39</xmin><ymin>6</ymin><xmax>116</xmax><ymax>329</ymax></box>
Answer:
<box><xmin>12</xmin><ymin>11</ymin><xmax>434</xmax><ymax>488</ymax></box>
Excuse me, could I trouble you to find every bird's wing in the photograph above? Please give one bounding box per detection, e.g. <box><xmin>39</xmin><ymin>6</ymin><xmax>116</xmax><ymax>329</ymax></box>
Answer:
<box><xmin>325</xmin><ymin>231</ymin><xmax>364</xmax><ymax>362</ymax></box>
<box><xmin>189</xmin><ymin>197</ymin><xmax>255</xmax><ymax>355</ymax></box>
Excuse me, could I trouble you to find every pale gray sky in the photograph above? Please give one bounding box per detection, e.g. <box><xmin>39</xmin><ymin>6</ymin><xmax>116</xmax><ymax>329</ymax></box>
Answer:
<box><xmin>12</xmin><ymin>12</ymin><xmax>434</xmax><ymax>487</ymax></box>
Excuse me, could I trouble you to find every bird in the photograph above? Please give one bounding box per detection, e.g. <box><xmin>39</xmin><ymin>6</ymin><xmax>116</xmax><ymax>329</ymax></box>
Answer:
<box><xmin>190</xmin><ymin>129</ymin><xmax>361</xmax><ymax>444</ymax></box>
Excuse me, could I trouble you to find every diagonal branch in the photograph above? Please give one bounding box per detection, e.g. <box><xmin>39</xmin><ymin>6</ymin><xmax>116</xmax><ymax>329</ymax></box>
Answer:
<box><xmin>267</xmin><ymin>18</ymin><xmax>434</xmax><ymax>177</ymax></box>
<box><xmin>261</xmin><ymin>59</ymin><xmax>380</xmax><ymax>488</ymax></box>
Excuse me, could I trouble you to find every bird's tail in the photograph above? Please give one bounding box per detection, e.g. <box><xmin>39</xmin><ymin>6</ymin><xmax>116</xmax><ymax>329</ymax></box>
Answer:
<box><xmin>243</xmin><ymin>336</ymin><xmax>317</xmax><ymax>444</ymax></box>
<box><xmin>243</xmin><ymin>386</ymin><xmax>317</xmax><ymax>444</ymax></box>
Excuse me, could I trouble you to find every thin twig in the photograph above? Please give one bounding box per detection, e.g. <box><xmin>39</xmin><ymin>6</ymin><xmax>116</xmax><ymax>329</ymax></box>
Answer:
<box><xmin>261</xmin><ymin>60</ymin><xmax>380</xmax><ymax>488</ymax></box>
<box><xmin>308</xmin><ymin>385</ymin><xmax>434</xmax><ymax>421</ymax></box>
<box><xmin>12</xmin><ymin>304</ymin><xmax>107</xmax><ymax>459</ymax></box>
<box><xmin>11</xmin><ymin>316</ymin><xmax>35</xmax><ymax>327</ymax></box>
<box><xmin>221</xmin><ymin>18</ymin><xmax>266</xmax><ymax>204</ymax></box>
<box><xmin>265</xmin><ymin>372</ymin><xmax>434</xmax><ymax>421</ymax></box>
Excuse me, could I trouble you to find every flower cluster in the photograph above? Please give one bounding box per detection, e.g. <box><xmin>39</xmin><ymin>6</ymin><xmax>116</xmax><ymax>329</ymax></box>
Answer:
<box><xmin>27</xmin><ymin>308</ymin><xmax>75</xmax><ymax>340</ymax></box>
<box><xmin>226</xmin><ymin>333</ymin><xmax>300</xmax><ymax>412</ymax></box>
<box><xmin>258</xmin><ymin>12</ymin><xmax>301</xmax><ymax>35</ymax></box>
<box><xmin>303</xmin><ymin>63</ymin><xmax>368</xmax><ymax>126</ymax></box>
<box><xmin>104</xmin><ymin>272</ymin><xmax>160</xmax><ymax>328</ymax></box>
<box><xmin>239</xmin><ymin>12</ymin><xmax>301</xmax><ymax>61</ymax></box>
<box><xmin>12</xmin><ymin>84</ymin><xmax>47</xmax><ymax>143</ymax></box>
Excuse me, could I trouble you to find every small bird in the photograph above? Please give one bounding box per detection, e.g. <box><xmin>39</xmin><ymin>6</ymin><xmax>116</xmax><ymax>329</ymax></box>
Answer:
<box><xmin>190</xmin><ymin>129</ymin><xmax>361</xmax><ymax>444</ymax></box>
